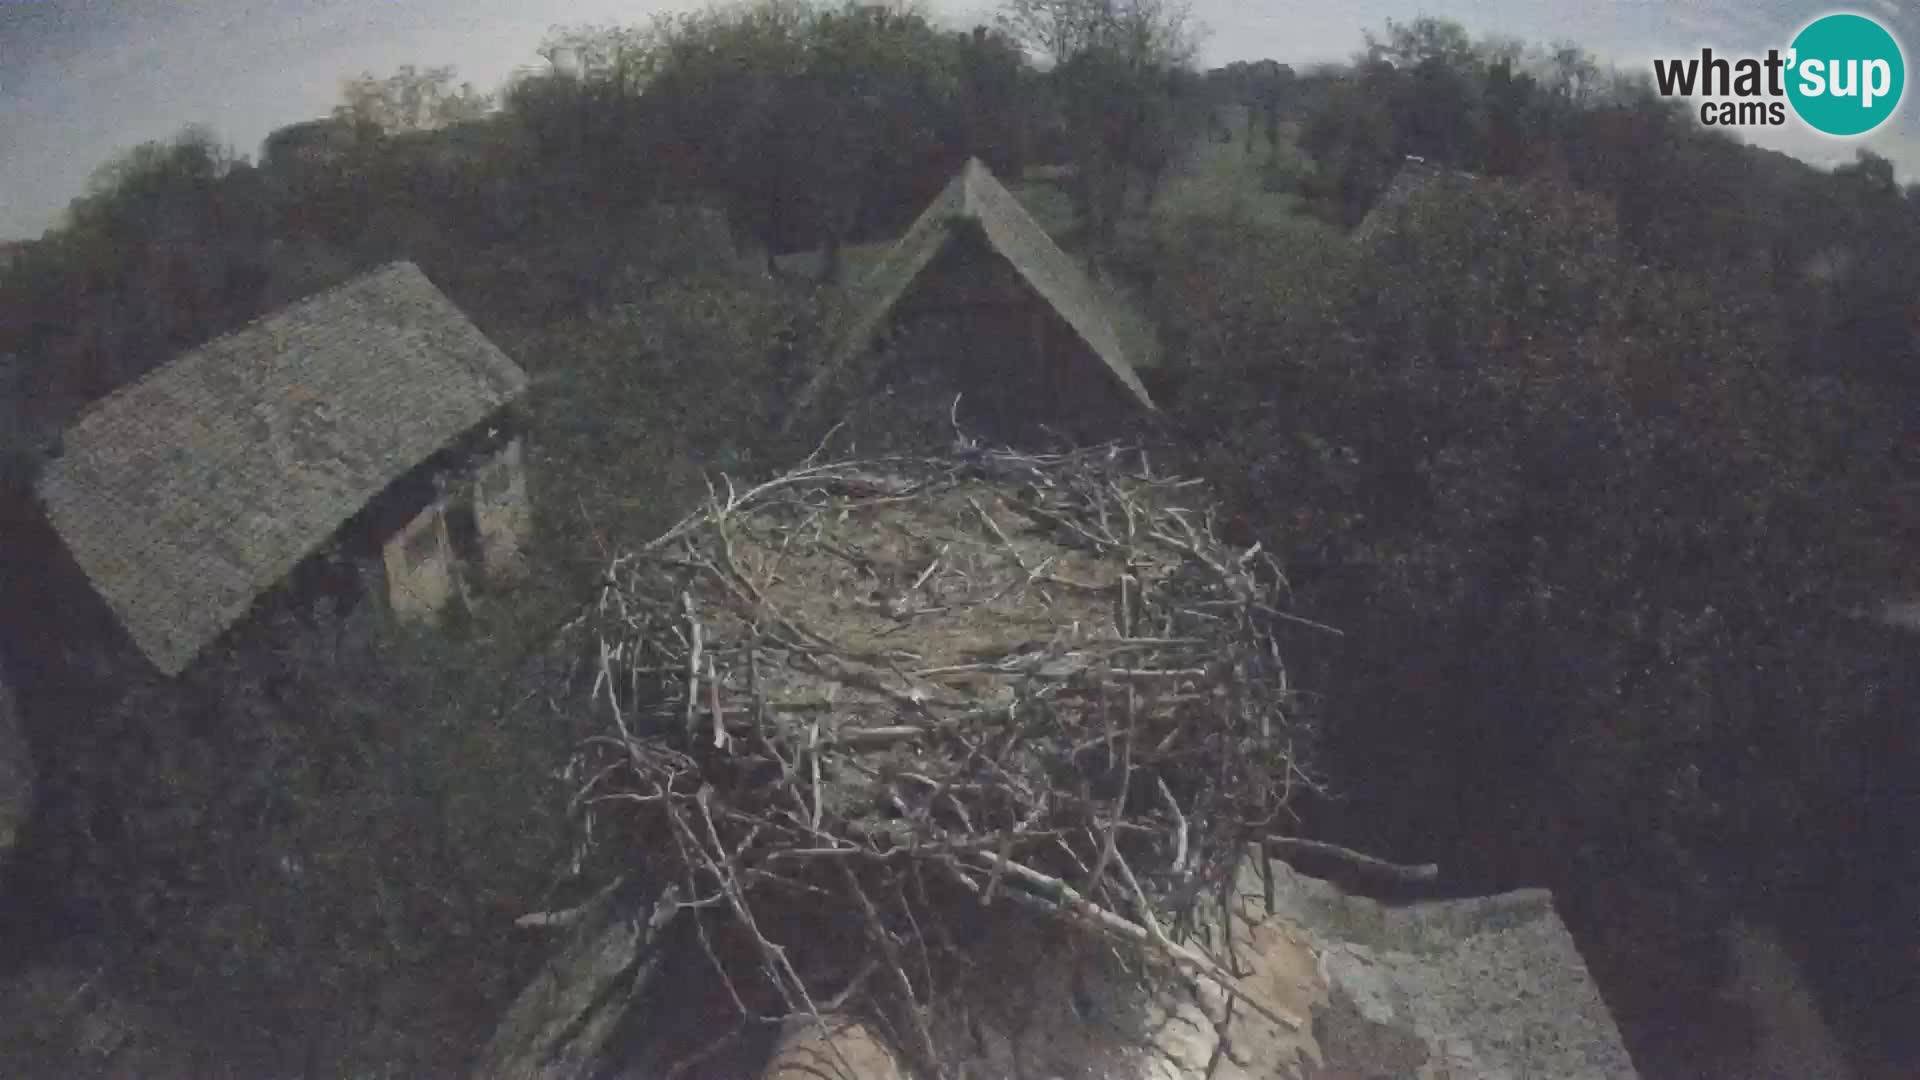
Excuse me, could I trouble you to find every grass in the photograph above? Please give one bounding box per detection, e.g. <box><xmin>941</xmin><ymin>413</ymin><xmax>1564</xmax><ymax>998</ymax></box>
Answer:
<box><xmin>1006</xmin><ymin>117</ymin><xmax>1324</xmax><ymax>375</ymax></box>
<box><xmin>1010</xmin><ymin>173</ymin><xmax>1081</xmax><ymax>239</ymax></box>
<box><xmin>1148</xmin><ymin>111</ymin><xmax>1306</xmax><ymax>239</ymax></box>
<box><xmin>766</xmin><ymin>241</ymin><xmax>897</xmax><ymax>283</ymax></box>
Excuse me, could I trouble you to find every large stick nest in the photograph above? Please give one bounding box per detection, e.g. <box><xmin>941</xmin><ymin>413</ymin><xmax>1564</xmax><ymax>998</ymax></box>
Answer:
<box><xmin>567</xmin><ymin>440</ymin><xmax>1327</xmax><ymax>1075</ymax></box>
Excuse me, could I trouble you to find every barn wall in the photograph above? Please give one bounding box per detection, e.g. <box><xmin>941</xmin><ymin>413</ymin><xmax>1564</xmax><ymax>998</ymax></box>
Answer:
<box><xmin>471</xmin><ymin>436</ymin><xmax>530</xmax><ymax>580</ymax></box>
<box><xmin>381</xmin><ymin>498</ymin><xmax>456</xmax><ymax>621</ymax></box>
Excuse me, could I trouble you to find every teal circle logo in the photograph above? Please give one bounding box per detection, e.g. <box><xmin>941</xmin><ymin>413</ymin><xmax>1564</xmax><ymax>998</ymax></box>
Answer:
<box><xmin>1787</xmin><ymin>13</ymin><xmax>1905</xmax><ymax>136</ymax></box>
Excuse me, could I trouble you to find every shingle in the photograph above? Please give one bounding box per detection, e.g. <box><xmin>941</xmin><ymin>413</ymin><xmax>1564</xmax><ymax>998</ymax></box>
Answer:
<box><xmin>36</xmin><ymin>262</ymin><xmax>527</xmax><ymax>675</ymax></box>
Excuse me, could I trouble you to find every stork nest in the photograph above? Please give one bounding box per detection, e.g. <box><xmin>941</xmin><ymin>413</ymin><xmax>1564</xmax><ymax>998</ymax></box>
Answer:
<box><xmin>565</xmin><ymin>440</ymin><xmax>1329</xmax><ymax>1075</ymax></box>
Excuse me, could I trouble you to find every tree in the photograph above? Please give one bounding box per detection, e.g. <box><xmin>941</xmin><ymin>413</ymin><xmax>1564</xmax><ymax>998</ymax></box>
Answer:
<box><xmin>1163</xmin><ymin>173</ymin><xmax>1909</xmax><ymax>996</ymax></box>
<box><xmin>1390</xmin><ymin>55</ymin><xmax>1485</xmax><ymax>165</ymax></box>
<box><xmin>955</xmin><ymin>25</ymin><xmax>1034</xmax><ymax>177</ymax></box>
<box><xmin>626</xmin><ymin>0</ymin><xmax>971</xmax><ymax>273</ymax></box>
<box><xmin>1201</xmin><ymin>59</ymin><xmax>1294</xmax><ymax>156</ymax></box>
<box><xmin>1544</xmin><ymin>41</ymin><xmax>1603</xmax><ymax>106</ymax></box>
<box><xmin>1483</xmin><ymin>57</ymin><xmax>1548</xmax><ymax>176</ymax></box>
<box><xmin>260</xmin><ymin>118</ymin><xmax>361</xmax><ymax>174</ymax></box>
<box><xmin>537</xmin><ymin>19</ymin><xmax>669</xmax><ymax>94</ymax></box>
<box><xmin>995</xmin><ymin>0</ymin><xmax>1107</xmax><ymax>66</ymax></box>
<box><xmin>334</xmin><ymin>65</ymin><xmax>494</xmax><ymax>137</ymax></box>
<box><xmin>1002</xmin><ymin>0</ymin><xmax>1204</xmax><ymax>247</ymax></box>
<box><xmin>1298</xmin><ymin>62</ymin><xmax>1403</xmax><ymax>225</ymax></box>
<box><xmin>35</xmin><ymin>127</ymin><xmax>274</xmax><ymax>399</ymax></box>
<box><xmin>797</xmin><ymin>4</ymin><xmax>963</xmax><ymax>273</ymax></box>
<box><xmin>1363</xmin><ymin>16</ymin><xmax>1478</xmax><ymax>72</ymax></box>
<box><xmin>1103</xmin><ymin>0</ymin><xmax>1204</xmax><ymax>69</ymax></box>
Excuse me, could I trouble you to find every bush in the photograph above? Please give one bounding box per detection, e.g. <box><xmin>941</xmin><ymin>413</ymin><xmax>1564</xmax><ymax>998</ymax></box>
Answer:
<box><xmin>507</xmin><ymin>270</ymin><xmax>811</xmax><ymax>587</ymax></box>
<box><xmin>17</xmin><ymin>579</ymin><xmax>597</xmax><ymax>1073</ymax></box>
<box><xmin>1160</xmin><ymin>174</ymin><xmax>1913</xmax><ymax>919</ymax></box>
<box><xmin>1150</xmin><ymin>212</ymin><xmax>1352</xmax><ymax>376</ymax></box>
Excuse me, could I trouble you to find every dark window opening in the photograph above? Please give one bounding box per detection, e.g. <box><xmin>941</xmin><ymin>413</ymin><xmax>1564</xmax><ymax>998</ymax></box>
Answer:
<box><xmin>446</xmin><ymin>501</ymin><xmax>482</xmax><ymax>567</ymax></box>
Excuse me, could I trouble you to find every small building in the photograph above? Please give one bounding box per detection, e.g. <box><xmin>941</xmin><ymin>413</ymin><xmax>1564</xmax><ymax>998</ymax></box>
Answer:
<box><xmin>35</xmin><ymin>262</ymin><xmax>531</xmax><ymax>677</ymax></box>
<box><xmin>787</xmin><ymin>157</ymin><xmax>1156</xmax><ymax>434</ymax></box>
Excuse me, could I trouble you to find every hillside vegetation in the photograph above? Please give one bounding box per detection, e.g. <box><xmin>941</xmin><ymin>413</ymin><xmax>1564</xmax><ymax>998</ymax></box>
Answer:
<box><xmin>1</xmin><ymin>4</ymin><xmax>1917</xmax><ymax>1075</ymax></box>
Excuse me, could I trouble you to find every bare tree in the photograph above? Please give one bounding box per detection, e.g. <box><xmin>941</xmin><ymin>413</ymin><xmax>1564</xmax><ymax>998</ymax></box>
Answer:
<box><xmin>1544</xmin><ymin>41</ymin><xmax>1602</xmax><ymax>106</ymax></box>
<box><xmin>997</xmin><ymin>0</ymin><xmax>1201</xmax><ymax>70</ymax></box>
<box><xmin>334</xmin><ymin>65</ymin><xmax>495</xmax><ymax>136</ymax></box>
<box><xmin>537</xmin><ymin>19</ymin><xmax>678</xmax><ymax>97</ymax></box>
<box><xmin>995</xmin><ymin>0</ymin><xmax>1101</xmax><ymax>66</ymax></box>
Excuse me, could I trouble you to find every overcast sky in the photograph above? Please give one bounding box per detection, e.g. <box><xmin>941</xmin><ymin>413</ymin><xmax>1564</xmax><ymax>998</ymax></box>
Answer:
<box><xmin>4</xmin><ymin>0</ymin><xmax>1919</xmax><ymax>239</ymax></box>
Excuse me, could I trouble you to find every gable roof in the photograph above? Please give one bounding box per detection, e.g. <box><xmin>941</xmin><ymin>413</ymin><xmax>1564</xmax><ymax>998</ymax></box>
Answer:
<box><xmin>792</xmin><ymin>158</ymin><xmax>1155</xmax><ymax>419</ymax></box>
<box><xmin>36</xmin><ymin>262</ymin><xmax>527</xmax><ymax>675</ymax></box>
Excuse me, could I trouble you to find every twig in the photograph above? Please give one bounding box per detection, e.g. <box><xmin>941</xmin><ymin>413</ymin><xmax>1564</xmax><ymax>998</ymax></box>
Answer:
<box><xmin>1265</xmin><ymin>836</ymin><xmax>1439</xmax><ymax>884</ymax></box>
<box><xmin>1254</xmin><ymin>603</ymin><xmax>1345</xmax><ymax>637</ymax></box>
<box><xmin>1157</xmin><ymin>777</ymin><xmax>1189</xmax><ymax>876</ymax></box>
<box><xmin>511</xmin><ymin>873</ymin><xmax>627</xmax><ymax>929</ymax></box>
<box><xmin>839</xmin><ymin>862</ymin><xmax>945</xmax><ymax>1079</ymax></box>
<box><xmin>911</xmin><ymin>553</ymin><xmax>942</xmax><ymax>593</ymax></box>
<box><xmin>662</xmin><ymin>1017</ymin><xmax>753</xmax><ymax>1080</ymax></box>
<box><xmin>684</xmin><ymin>591</ymin><xmax>703</xmax><ymax>737</ymax></box>
<box><xmin>968</xmin><ymin>494</ymin><xmax>1029</xmax><ymax>574</ymax></box>
<box><xmin>709</xmin><ymin>655</ymin><xmax>727</xmax><ymax>751</ymax></box>
<box><xmin>809</xmin><ymin>721</ymin><xmax>822</xmax><ymax>831</ymax></box>
<box><xmin>1110</xmin><ymin>847</ymin><xmax>1163</xmax><ymax>942</ymax></box>
<box><xmin>966</xmin><ymin>852</ymin><xmax>1303</xmax><ymax>1032</ymax></box>
<box><xmin>693</xmin><ymin>785</ymin><xmax>820</xmax><ymax>1017</ymax></box>
<box><xmin>1085</xmin><ymin>670</ymin><xmax>1135</xmax><ymax>898</ymax></box>
<box><xmin>805</xmin><ymin>419</ymin><xmax>849</xmax><ymax>467</ymax></box>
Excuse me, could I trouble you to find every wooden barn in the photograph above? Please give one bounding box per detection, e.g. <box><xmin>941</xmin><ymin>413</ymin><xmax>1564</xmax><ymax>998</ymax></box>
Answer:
<box><xmin>34</xmin><ymin>262</ymin><xmax>531</xmax><ymax>677</ymax></box>
<box><xmin>788</xmin><ymin>158</ymin><xmax>1156</xmax><ymax>437</ymax></box>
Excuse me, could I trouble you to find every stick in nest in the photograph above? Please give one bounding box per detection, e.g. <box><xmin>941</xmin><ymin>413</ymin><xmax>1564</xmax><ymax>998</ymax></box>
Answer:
<box><xmin>1265</xmin><ymin>836</ymin><xmax>1439</xmax><ymax>884</ymax></box>
<box><xmin>684</xmin><ymin>591</ymin><xmax>704</xmax><ymax>737</ymax></box>
<box><xmin>959</xmin><ymin>852</ymin><xmax>1304</xmax><ymax>1033</ymax></box>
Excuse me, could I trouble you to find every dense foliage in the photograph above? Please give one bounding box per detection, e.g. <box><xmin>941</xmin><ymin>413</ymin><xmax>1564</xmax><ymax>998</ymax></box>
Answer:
<box><xmin>10</xmin><ymin>596</ymin><xmax>594</xmax><ymax>1073</ymax></box>
<box><xmin>1157</xmin><ymin>22</ymin><xmax>1920</xmax><ymax>1068</ymax></box>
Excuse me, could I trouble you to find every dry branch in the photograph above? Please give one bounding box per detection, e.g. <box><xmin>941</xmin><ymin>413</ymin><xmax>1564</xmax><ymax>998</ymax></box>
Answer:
<box><xmin>1265</xmin><ymin>836</ymin><xmax>1440</xmax><ymax>884</ymax></box>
